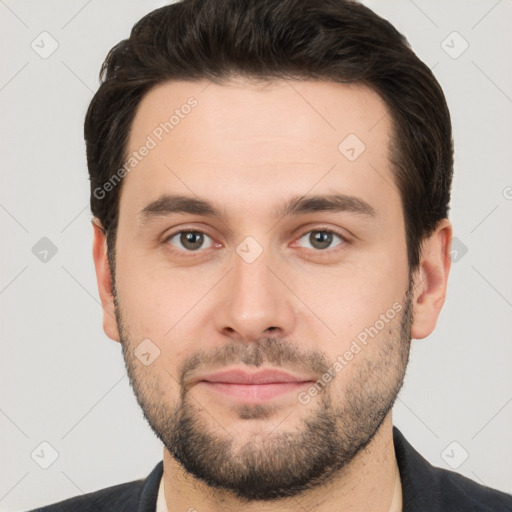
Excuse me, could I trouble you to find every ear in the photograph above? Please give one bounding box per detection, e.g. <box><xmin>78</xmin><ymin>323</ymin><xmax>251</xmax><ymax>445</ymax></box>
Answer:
<box><xmin>411</xmin><ymin>218</ymin><xmax>452</xmax><ymax>340</ymax></box>
<box><xmin>92</xmin><ymin>219</ymin><xmax>120</xmax><ymax>342</ymax></box>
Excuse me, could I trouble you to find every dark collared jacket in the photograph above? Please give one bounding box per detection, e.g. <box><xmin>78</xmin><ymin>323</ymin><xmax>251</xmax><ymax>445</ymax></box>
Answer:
<box><xmin>29</xmin><ymin>428</ymin><xmax>512</xmax><ymax>511</ymax></box>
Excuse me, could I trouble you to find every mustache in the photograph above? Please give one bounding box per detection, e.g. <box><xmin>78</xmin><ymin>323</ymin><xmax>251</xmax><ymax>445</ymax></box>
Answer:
<box><xmin>178</xmin><ymin>338</ymin><xmax>331</xmax><ymax>390</ymax></box>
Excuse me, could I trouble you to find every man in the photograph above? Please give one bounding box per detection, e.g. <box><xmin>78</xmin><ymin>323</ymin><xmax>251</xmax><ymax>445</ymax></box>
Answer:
<box><xmin>30</xmin><ymin>0</ymin><xmax>512</xmax><ymax>511</ymax></box>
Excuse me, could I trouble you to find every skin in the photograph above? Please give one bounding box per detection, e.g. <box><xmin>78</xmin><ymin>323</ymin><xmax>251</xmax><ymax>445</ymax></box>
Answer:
<box><xmin>92</xmin><ymin>78</ymin><xmax>452</xmax><ymax>512</ymax></box>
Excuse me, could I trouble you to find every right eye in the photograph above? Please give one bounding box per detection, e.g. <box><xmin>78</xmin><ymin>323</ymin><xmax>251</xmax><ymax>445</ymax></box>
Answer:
<box><xmin>165</xmin><ymin>230</ymin><xmax>215</xmax><ymax>252</ymax></box>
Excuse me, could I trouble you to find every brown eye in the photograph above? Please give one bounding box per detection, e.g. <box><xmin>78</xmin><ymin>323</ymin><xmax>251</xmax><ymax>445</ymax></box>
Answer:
<box><xmin>167</xmin><ymin>231</ymin><xmax>213</xmax><ymax>252</ymax></box>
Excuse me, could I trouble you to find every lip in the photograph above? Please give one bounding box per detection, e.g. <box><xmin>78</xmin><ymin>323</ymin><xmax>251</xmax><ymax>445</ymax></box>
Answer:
<box><xmin>198</xmin><ymin>368</ymin><xmax>313</xmax><ymax>385</ymax></box>
<box><xmin>195</xmin><ymin>368</ymin><xmax>314</xmax><ymax>403</ymax></box>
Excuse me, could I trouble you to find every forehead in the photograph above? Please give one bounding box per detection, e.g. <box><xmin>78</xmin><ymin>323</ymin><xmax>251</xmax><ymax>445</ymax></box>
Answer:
<box><xmin>120</xmin><ymin>77</ymin><xmax>398</xmax><ymax>221</ymax></box>
<box><xmin>129</xmin><ymin>77</ymin><xmax>390</xmax><ymax>151</ymax></box>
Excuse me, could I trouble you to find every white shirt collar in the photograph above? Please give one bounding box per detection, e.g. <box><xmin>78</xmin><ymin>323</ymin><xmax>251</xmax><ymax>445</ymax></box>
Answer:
<box><xmin>155</xmin><ymin>474</ymin><xmax>168</xmax><ymax>512</ymax></box>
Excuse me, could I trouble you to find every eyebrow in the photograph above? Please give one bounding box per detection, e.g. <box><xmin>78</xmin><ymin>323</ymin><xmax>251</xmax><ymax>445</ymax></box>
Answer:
<box><xmin>138</xmin><ymin>193</ymin><xmax>376</xmax><ymax>224</ymax></box>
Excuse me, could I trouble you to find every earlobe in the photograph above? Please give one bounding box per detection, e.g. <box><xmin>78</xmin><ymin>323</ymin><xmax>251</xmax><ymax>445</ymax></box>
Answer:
<box><xmin>411</xmin><ymin>219</ymin><xmax>452</xmax><ymax>340</ymax></box>
<box><xmin>91</xmin><ymin>219</ymin><xmax>120</xmax><ymax>343</ymax></box>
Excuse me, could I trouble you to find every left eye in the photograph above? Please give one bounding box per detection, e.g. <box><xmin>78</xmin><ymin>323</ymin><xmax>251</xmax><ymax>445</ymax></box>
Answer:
<box><xmin>296</xmin><ymin>230</ymin><xmax>345</xmax><ymax>251</ymax></box>
<box><xmin>166</xmin><ymin>231</ymin><xmax>214</xmax><ymax>251</ymax></box>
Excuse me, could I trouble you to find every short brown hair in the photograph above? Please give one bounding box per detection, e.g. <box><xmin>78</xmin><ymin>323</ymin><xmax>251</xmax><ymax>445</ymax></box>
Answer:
<box><xmin>85</xmin><ymin>0</ymin><xmax>453</xmax><ymax>271</ymax></box>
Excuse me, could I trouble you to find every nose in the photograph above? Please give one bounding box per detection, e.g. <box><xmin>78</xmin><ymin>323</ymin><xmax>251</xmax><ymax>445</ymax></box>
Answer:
<box><xmin>213</xmin><ymin>245</ymin><xmax>296</xmax><ymax>343</ymax></box>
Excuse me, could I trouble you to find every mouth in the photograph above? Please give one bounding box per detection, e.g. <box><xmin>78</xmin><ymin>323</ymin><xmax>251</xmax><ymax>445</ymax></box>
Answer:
<box><xmin>195</xmin><ymin>368</ymin><xmax>314</xmax><ymax>403</ymax></box>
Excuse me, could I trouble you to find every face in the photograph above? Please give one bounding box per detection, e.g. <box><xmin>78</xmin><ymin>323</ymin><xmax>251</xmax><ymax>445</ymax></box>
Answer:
<box><xmin>107</xmin><ymin>78</ymin><xmax>414</xmax><ymax>500</ymax></box>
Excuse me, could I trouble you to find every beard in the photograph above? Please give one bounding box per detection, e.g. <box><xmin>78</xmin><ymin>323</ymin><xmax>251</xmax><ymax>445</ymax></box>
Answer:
<box><xmin>115</xmin><ymin>281</ymin><xmax>413</xmax><ymax>502</ymax></box>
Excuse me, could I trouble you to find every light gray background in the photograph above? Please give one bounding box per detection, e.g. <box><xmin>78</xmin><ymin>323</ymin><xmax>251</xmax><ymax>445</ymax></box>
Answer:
<box><xmin>1</xmin><ymin>1</ymin><xmax>511</xmax><ymax>511</ymax></box>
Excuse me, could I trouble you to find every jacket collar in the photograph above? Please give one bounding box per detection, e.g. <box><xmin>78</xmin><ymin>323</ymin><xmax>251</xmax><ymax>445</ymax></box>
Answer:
<box><xmin>138</xmin><ymin>460</ymin><xmax>163</xmax><ymax>512</ymax></box>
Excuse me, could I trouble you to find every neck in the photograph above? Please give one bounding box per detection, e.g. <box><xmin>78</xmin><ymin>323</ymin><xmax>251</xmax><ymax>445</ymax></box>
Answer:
<box><xmin>162</xmin><ymin>414</ymin><xmax>401</xmax><ymax>512</ymax></box>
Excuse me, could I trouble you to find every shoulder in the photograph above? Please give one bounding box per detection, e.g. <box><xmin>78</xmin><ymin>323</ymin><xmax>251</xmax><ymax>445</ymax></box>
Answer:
<box><xmin>433</xmin><ymin>463</ymin><xmax>512</xmax><ymax>511</ymax></box>
<box><xmin>27</xmin><ymin>461</ymin><xmax>163</xmax><ymax>512</ymax></box>
<box><xmin>27</xmin><ymin>480</ymin><xmax>144</xmax><ymax>512</ymax></box>
<box><xmin>393</xmin><ymin>427</ymin><xmax>512</xmax><ymax>512</ymax></box>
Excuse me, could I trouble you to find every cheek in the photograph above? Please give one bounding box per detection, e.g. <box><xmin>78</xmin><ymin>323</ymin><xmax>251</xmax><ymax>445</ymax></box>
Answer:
<box><xmin>114</xmin><ymin>258</ymin><xmax>214</xmax><ymax>371</ymax></box>
<box><xmin>127</xmin><ymin>355</ymin><xmax>182</xmax><ymax>416</ymax></box>
<box><xmin>290</xmin><ymin>250</ymin><xmax>408</xmax><ymax>343</ymax></box>
<box><xmin>320</xmin><ymin>306</ymin><xmax>407</xmax><ymax>394</ymax></box>
<box><xmin>114</xmin><ymin>246</ymin><xmax>190</xmax><ymax>329</ymax></box>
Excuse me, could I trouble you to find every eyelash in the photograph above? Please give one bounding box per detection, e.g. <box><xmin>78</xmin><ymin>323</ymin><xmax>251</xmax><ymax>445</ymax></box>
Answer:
<box><xmin>163</xmin><ymin>227</ymin><xmax>349</xmax><ymax>257</ymax></box>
